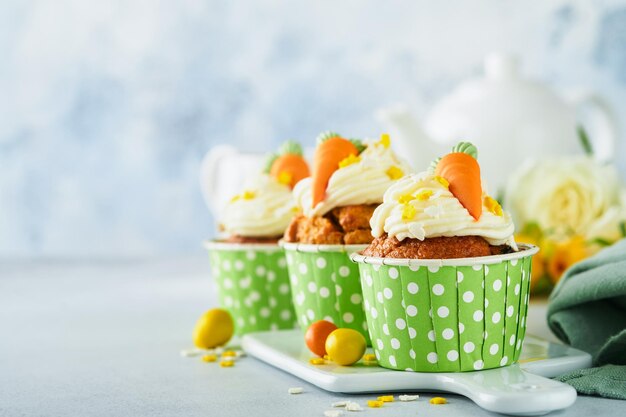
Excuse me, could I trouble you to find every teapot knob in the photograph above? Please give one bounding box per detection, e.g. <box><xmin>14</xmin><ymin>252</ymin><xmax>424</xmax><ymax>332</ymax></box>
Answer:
<box><xmin>485</xmin><ymin>53</ymin><xmax>520</xmax><ymax>80</ymax></box>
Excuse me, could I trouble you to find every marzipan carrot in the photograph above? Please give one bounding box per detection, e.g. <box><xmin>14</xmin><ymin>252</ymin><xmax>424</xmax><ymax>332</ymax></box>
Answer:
<box><xmin>435</xmin><ymin>152</ymin><xmax>482</xmax><ymax>220</ymax></box>
<box><xmin>270</xmin><ymin>154</ymin><xmax>309</xmax><ymax>189</ymax></box>
<box><xmin>312</xmin><ymin>135</ymin><xmax>359</xmax><ymax>208</ymax></box>
<box><xmin>266</xmin><ymin>141</ymin><xmax>310</xmax><ymax>189</ymax></box>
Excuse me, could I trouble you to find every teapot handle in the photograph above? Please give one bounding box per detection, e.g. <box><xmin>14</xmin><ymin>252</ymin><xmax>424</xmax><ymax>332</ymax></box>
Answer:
<box><xmin>567</xmin><ymin>91</ymin><xmax>618</xmax><ymax>162</ymax></box>
<box><xmin>199</xmin><ymin>144</ymin><xmax>238</xmax><ymax>215</ymax></box>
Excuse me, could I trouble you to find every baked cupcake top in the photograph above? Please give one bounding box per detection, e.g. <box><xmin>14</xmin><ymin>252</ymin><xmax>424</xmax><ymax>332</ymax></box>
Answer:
<box><xmin>219</xmin><ymin>141</ymin><xmax>309</xmax><ymax>238</ymax></box>
<box><xmin>370</xmin><ymin>142</ymin><xmax>517</xmax><ymax>248</ymax></box>
<box><xmin>293</xmin><ymin>132</ymin><xmax>411</xmax><ymax>217</ymax></box>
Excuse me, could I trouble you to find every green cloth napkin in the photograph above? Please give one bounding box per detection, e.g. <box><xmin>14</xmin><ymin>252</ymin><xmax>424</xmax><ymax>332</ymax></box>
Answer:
<box><xmin>555</xmin><ymin>365</ymin><xmax>626</xmax><ymax>400</ymax></box>
<box><xmin>547</xmin><ymin>238</ymin><xmax>626</xmax><ymax>399</ymax></box>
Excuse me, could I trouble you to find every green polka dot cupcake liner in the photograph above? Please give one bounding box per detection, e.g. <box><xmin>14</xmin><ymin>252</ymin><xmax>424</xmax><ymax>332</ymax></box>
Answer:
<box><xmin>350</xmin><ymin>244</ymin><xmax>538</xmax><ymax>372</ymax></box>
<box><xmin>205</xmin><ymin>241</ymin><xmax>297</xmax><ymax>336</ymax></box>
<box><xmin>281</xmin><ymin>242</ymin><xmax>371</xmax><ymax>343</ymax></box>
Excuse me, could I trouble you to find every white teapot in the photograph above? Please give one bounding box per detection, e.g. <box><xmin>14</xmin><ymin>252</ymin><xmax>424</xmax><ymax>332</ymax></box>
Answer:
<box><xmin>377</xmin><ymin>53</ymin><xmax>618</xmax><ymax>192</ymax></box>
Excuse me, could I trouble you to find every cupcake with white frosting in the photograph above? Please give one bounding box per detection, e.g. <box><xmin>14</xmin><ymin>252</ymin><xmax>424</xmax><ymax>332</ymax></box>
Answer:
<box><xmin>284</xmin><ymin>132</ymin><xmax>411</xmax><ymax>244</ymax></box>
<box><xmin>351</xmin><ymin>142</ymin><xmax>538</xmax><ymax>372</ymax></box>
<box><xmin>205</xmin><ymin>141</ymin><xmax>309</xmax><ymax>335</ymax></box>
<box><xmin>281</xmin><ymin>132</ymin><xmax>411</xmax><ymax>342</ymax></box>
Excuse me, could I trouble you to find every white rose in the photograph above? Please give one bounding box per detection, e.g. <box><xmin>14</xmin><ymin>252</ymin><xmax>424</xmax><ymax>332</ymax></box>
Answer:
<box><xmin>505</xmin><ymin>157</ymin><xmax>626</xmax><ymax>240</ymax></box>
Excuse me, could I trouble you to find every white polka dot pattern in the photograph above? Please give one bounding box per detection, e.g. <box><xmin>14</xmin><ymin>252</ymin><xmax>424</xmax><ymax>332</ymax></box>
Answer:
<box><xmin>209</xmin><ymin>247</ymin><xmax>296</xmax><ymax>335</ymax></box>
<box><xmin>283</xmin><ymin>247</ymin><xmax>369</xmax><ymax>343</ymax></box>
<box><xmin>354</xmin><ymin>253</ymin><xmax>534</xmax><ymax>372</ymax></box>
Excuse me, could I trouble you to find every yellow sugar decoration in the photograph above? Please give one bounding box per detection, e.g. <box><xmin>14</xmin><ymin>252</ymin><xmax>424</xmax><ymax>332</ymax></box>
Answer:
<box><xmin>386</xmin><ymin>165</ymin><xmax>404</xmax><ymax>180</ymax></box>
<box><xmin>338</xmin><ymin>154</ymin><xmax>361</xmax><ymax>168</ymax></box>
<box><xmin>416</xmin><ymin>190</ymin><xmax>433</xmax><ymax>201</ymax></box>
<box><xmin>401</xmin><ymin>204</ymin><xmax>416</xmax><ymax>221</ymax></box>
<box><xmin>291</xmin><ymin>206</ymin><xmax>300</xmax><ymax>213</ymax></box>
<box><xmin>363</xmin><ymin>353</ymin><xmax>377</xmax><ymax>362</ymax></box>
<box><xmin>219</xmin><ymin>360</ymin><xmax>235</xmax><ymax>367</ymax></box>
<box><xmin>229</xmin><ymin>194</ymin><xmax>240</xmax><ymax>203</ymax></box>
<box><xmin>277</xmin><ymin>171</ymin><xmax>293</xmax><ymax>186</ymax></box>
<box><xmin>430</xmin><ymin>397</ymin><xmax>447</xmax><ymax>405</ymax></box>
<box><xmin>309</xmin><ymin>357</ymin><xmax>326</xmax><ymax>365</ymax></box>
<box><xmin>242</xmin><ymin>190</ymin><xmax>256</xmax><ymax>200</ymax></box>
<box><xmin>378</xmin><ymin>395</ymin><xmax>394</xmax><ymax>402</ymax></box>
<box><xmin>222</xmin><ymin>350</ymin><xmax>237</xmax><ymax>358</ymax></box>
<box><xmin>379</xmin><ymin>133</ymin><xmax>391</xmax><ymax>148</ymax></box>
<box><xmin>484</xmin><ymin>196</ymin><xmax>503</xmax><ymax>216</ymax></box>
<box><xmin>434</xmin><ymin>175</ymin><xmax>449</xmax><ymax>188</ymax></box>
<box><xmin>398</xmin><ymin>194</ymin><xmax>416</xmax><ymax>204</ymax></box>
<box><xmin>367</xmin><ymin>400</ymin><xmax>384</xmax><ymax>408</ymax></box>
<box><xmin>201</xmin><ymin>354</ymin><xmax>217</xmax><ymax>362</ymax></box>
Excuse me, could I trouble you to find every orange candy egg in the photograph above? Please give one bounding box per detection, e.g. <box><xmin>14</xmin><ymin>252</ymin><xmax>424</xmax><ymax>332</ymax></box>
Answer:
<box><xmin>305</xmin><ymin>320</ymin><xmax>338</xmax><ymax>357</ymax></box>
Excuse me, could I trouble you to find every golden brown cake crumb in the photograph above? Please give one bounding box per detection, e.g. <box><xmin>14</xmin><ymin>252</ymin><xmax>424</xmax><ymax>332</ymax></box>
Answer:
<box><xmin>283</xmin><ymin>204</ymin><xmax>377</xmax><ymax>245</ymax></box>
<box><xmin>223</xmin><ymin>235</ymin><xmax>282</xmax><ymax>244</ymax></box>
<box><xmin>363</xmin><ymin>234</ymin><xmax>513</xmax><ymax>259</ymax></box>
<box><xmin>331</xmin><ymin>205</ymin><xmax>377</xmax><ymax>232</ymax></box>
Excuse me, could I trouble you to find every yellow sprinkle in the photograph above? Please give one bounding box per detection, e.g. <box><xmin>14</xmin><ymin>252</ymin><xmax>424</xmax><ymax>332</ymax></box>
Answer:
<box><xmin>222</xmin><ymin>350</ymin><xmax>237</xmax><ymax>358</ymax></box>
<box><xmin>398</xmin><ymin>194</ymin><xmax>415</xmax><ymax>204</ymax></box>
<box><xmin>367</xmin><ymin>400</ymin><xmax>384</xmax><ymax>408</ymax></box>
<box><xmin>323</xmin><ymin>354</ymin><xmax>330</xmax><ymax>361</ymax></box>
<box><xmin>201</xmin><ymin>354</ymin><xmax>217</xmax><ymax>362</ymax></box>
<box><xmin>309</xmin><ymin>357</ymin><xmax>326</xmax><ymax>365</ymax></box>
<box><xmin>401</xmin><ymin>204</ymin><xmax>416</xmax><ymax>221</ymax></box>
<box><xmin>363</xmin><ymin>353</ymin><xmax>377</xmax><ymax>361</ymax></box>
<box><xmin>430</xmin><ymin>397</ymin><xmax>447</xmax><ymax>405</ymax></box>
<box><xmin>338</xmin><ymin>154</ymin><xmax>361</xmax><ymax>168</ymax></box>
<box><xmin>378</xmin><ymin>395</ymin><xmax>394</xmax><ymax>402</ymax></box>
<box><xmin>484</xmin><ymin>196</ymin><xmax>503</xmax><ymax>216</ymax></box>
<box><xmin>416</xmin><ymin>190</ymin><xmax>433</xmax><ymax>201</ymax></box>
<box><xmin>229</xmin><ymin>194</ymin><xmax>240</xmax><ymax>203</ymax></box>
<box><xmin>219</xmin><ymin>360</ymin><xmax>235</xmax><ymax>367</ymax></box>
<box><xmin>277</xmin><ymin>171</ymin><xmax>293</xmax><ymax>185</ymax></box>
<box><xmin>386</xmin><ymin>165</ymin><xmax>404</xmax><ymax>180</ymax></box>
<box><xmin>434</xmin><ymin>175</ymin><xmax>449</xmax><ymax>188</ymax></box>
<box><xmin>291</xmin><ymin>206</ymin><xmax>300</xmax><ymax>213</ymax></box>
<box><xmin>379</xmin><ymin>133</ymin><xmax>391</xmax><ymax>148</ymax></box>
<box><xmin>242</xmin><ymin>190</ymin><xmax>256</xmax><ymax>200</ymax></box>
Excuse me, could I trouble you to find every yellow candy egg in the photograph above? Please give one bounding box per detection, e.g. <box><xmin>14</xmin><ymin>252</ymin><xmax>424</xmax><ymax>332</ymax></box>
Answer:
<box><xmin>325</xmin><ymin>328</ymin><xmax>366</xmax><ymax>366</ymax></box>
<box><xmin>193</xmin><ymin>308</ymin><xmax>234</xmax><ymax>349</ymax></box>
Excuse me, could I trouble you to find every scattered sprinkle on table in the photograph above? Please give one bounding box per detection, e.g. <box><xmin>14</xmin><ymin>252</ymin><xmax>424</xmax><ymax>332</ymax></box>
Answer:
<box><xmin>288</xmin><ymin>387</ymin><xmax>303</xmax><ymax>394</ymax></box>
<box><xmin>344</xmin><ymin>401</ymin><xmax>362</xmax><ymax>411</ymax></box>
<box><xmin>367</xmin><ymin>400</ymin><xmax>384</xmax><ymax>408</ymax></box>
<box><xmin>430</xmin><ymin>396</ymin><xmax>447</xmax><ymax>404</ymax></box>
<box><xmin>324</xmin><ymin>410</ymin><xmax>343</xmax><ymax>417</ymax></box>
<box><xmin>219</xmin><ymin>360</ymin><xmax>234</xmax><ymax>367</ymax></box>
<box><xmin>180</xmin><ymin>348</ymin><xmax>204</xmax><ymax>357</ymax></box>
<box><xmin>222</xmin><ymin>350</ymin><xmax>237</xmax><ymax>357</ymax></box>
<box><xmin>377</xmin><ymin>395</ymin><xmax>394</xmax><ymax>402</ymax></box>
<box><xmin>201</xmin><ymin>354</ymin><xmax>217</xmax><ymax>362</ymax></box>
<box><xmin>309</xmin><ymin>357</ymin><xmax>326</xmax><ymax>365</ymax></box>
<box><xmin>362</xmin><ymin>353</ymin><xmax>377</xmax><ymax>361</ymax></box>
<box><xmin>332</xmin><ymin>401</ymin><xmax>347</xmax><ymax>408</ymax></box>
<box><xmin>399</xmin><ymin>394</ymin><xmax>420</xmax><ymax>402</ymax></box>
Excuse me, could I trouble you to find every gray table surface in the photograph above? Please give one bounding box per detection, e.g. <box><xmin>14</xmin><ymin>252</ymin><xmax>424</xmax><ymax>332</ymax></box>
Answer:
<box><xmin>2</xmin><ymin>257</ymin><xmax>624</xmax><ymax>417</ymax></box>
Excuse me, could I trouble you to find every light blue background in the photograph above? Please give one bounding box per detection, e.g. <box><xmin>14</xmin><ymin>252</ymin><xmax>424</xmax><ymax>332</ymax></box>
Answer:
<box><xmin>2</xmin><ymin>0</ymin><xmax>626</xmax><ymax>257</ymax></box>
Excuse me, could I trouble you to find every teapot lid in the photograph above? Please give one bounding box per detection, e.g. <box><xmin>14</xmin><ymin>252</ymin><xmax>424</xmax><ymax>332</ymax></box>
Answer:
<box><xmin>424</xmin><ymin>53</ymin><xmax>574</xmax><ymax>145</ymax></box>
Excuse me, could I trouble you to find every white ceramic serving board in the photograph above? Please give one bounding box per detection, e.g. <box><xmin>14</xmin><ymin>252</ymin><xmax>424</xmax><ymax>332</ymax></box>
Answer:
<box><xmin>242</xmin><ymin>329</ymin><xmax>592</xmax><ymax>416</ymax></box>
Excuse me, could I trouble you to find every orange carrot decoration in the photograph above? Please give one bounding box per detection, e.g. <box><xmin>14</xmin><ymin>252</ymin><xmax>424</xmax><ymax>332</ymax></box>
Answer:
<box><xmin>311</xmin><ymin>132</ymin><xmax>363</xmax><ymax>208</ymax></box>
<box><xmin>265</xmin><ymin>141</ymin><xmax>310</xmax><ymax>189</ymax></box>
<box><xmin>435</xmin><ymin>142</ymin><xmax>482</xmax><ymax>220</ymax></box>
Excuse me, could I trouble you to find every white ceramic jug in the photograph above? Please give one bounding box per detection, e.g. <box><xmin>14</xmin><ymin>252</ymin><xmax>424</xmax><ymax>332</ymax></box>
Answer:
<box><xmin>199</xmin><ymin>145</ymin><xmax>266</xmax><ymax>219</ymax></box>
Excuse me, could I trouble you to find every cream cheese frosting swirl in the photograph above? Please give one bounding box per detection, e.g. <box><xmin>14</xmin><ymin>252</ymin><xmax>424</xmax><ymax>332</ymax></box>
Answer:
<box><xmin>220</xmin><ymin>174</ymin><xmax>296</xmax><ymax>237</ymax></box>
<box><xmin>293</xmin><ymin>139</ymin><xmax>412</xmax><ymax>217</ymax></box>
<box><xmin>370</xmin><ymin>172</ymin><xmax>518</xmax><ymax>248</ymax></box>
